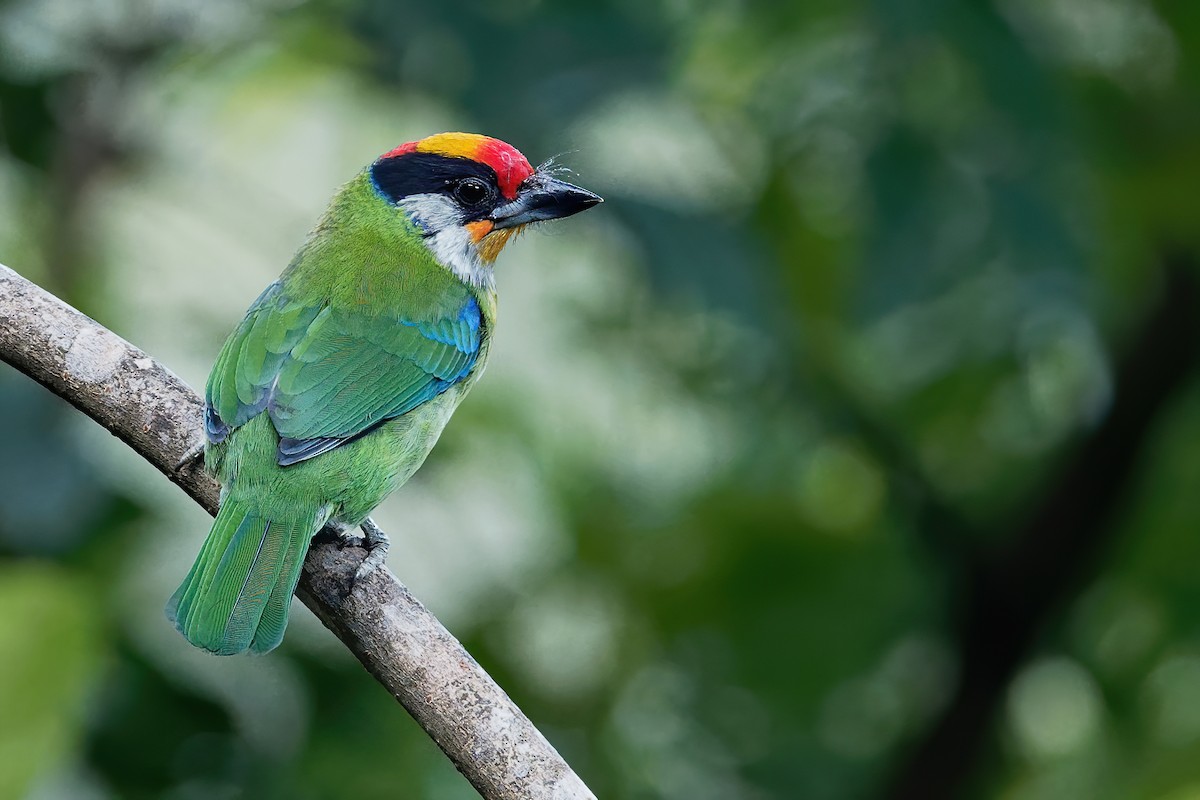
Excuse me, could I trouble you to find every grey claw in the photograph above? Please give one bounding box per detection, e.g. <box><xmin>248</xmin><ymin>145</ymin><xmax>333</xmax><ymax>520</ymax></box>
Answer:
<box><xmin>174</xmin><ymin>440</ymin><xmax>205</xmax><ymax>473</ymax></box>
<box><xmin>352</xmin><ymin>517</ymin><xmax>390</xmax><ymax>586</ymax></box>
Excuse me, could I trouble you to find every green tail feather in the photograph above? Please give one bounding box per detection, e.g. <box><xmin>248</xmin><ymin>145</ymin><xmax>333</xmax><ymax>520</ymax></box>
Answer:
<box><xmin>249</xmin><ymin>517</ymin><xmax>311</xmax><ymax>654</ymax></box>
<box><xmin>167</xmin><ymin>498</ymin><xmax>318</xmax><ymax>655</ymax></box>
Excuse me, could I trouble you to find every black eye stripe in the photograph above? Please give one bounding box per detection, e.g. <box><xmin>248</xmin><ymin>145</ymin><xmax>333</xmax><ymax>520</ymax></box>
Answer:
<box><xmin>370</xmin><ymin>153</ymin><xmax>500</xmax><ymax>205</ymax></box>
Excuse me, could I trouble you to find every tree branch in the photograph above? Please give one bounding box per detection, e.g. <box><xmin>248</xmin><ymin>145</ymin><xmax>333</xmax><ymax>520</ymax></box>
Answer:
<box><xmin>0</xmin><ymin>262</ymin><xmax>595</xmax><ymax>800</ymax></box>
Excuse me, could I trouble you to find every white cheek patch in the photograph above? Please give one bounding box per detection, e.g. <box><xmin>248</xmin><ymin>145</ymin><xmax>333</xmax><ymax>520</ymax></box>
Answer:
<box><xmin>399</xmin><ymin>192</ymin><xmax>459</xmax><ymax>232</ymax></box>
<box><xmin>398</xmin><ymin>193</ymin><xmax>495</xmax><ymax>291</ymax></box>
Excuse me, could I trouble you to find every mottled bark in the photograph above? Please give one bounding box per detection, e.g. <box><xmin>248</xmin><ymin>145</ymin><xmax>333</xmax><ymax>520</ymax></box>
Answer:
<box><xmin>0</xmin><ymin>262</ymin><xmax>595</xmax><ymax>800</ymax></box>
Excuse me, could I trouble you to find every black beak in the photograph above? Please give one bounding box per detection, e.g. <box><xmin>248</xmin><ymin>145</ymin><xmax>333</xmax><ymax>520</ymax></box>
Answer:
<box><xmin>490</xmin><ymin>174</ymin><xmax>603</xmax><ymax>230</ymax></box>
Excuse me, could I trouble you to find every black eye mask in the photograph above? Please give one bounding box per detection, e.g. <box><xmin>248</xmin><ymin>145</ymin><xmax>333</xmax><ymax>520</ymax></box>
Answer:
<box><xmin>370</xmin><ymin>152</ymin><xmax>502</xmax><ymax>212</ymax></box>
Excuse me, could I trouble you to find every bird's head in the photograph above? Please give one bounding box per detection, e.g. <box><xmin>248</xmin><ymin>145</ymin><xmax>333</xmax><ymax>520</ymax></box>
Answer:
<box><xmin>369</xmin><ymin>132</ymin><xmax>602</xmax><ymax>287</ymax></box>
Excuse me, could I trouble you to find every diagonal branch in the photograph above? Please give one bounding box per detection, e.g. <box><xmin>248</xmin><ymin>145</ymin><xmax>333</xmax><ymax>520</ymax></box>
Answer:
<box><xmin>0</xmin><ymin>262</ymin><xmax>595</xmax><ymax>800</ymax></box>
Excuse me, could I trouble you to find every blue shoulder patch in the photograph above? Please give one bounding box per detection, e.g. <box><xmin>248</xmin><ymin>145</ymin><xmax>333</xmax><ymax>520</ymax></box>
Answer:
<box><xmin>458</xmin><ymin>296</ymin><xmax>482</xmax><ymax>351</ymax></box>
<box><xmin>412</xmin><ymin>296</ymin><xmax>482</xmax><ymax>357</ymax></box>
<box><xmin>459</xmin><ymin>296</ymin><xmax>481</xmax><ymax>331</ymax></box>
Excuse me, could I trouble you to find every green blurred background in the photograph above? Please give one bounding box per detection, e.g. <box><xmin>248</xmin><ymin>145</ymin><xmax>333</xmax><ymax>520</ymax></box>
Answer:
<box><xmin>2</xmin><ymin>1</ymin><xmax>1200</xmax><ymax>798</ymax></box>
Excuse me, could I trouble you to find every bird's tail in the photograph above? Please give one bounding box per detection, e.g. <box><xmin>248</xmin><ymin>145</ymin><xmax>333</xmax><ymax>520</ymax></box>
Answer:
<box><xmin>166</xmin><ymin>496</ymin><xmax>323</xmax><ymax>655</ymax></box>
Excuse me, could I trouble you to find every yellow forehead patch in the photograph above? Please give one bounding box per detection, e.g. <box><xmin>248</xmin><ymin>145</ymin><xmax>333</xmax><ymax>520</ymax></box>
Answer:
<box><xmin>401</xmin><ymin>132</ymin><xmax>534</xmax><ymax>199</ymax></box>
<box><xmin>415</xmin><ymin>132</ymin><xmax>492</xmax><ymax>161</ymax></box>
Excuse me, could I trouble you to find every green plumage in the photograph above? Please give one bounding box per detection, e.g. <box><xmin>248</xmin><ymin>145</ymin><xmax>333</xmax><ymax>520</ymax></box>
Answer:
<box><xmin>167</xmin><ymin>479</ymin><xmax>321</xmax><ymax>654</ymax></box>
<box><xmin>167</xmin><ymin>171</ymin><xmax>496</xmax><ymax>655</ymax></box>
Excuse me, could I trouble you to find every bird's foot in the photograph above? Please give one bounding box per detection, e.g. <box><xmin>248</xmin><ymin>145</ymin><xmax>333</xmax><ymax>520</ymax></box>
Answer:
<box><xmin>174</xmin><ymin>440</ymin><xmax>205</xmax><ymax>474</ymax></box>
<box><xmin>348</xmin><ymin>517</ymin><xmax>390</xmax><ymax>592</ymax></box>
<box><xmin>334</xmin><ymin>518</ymin><xmax>390</xmax><ymax>598</ymax></box>
<box><xmin>333</xmin><ymin>522</ymin><xmax>388</xmax><ymax>597</ymax></box>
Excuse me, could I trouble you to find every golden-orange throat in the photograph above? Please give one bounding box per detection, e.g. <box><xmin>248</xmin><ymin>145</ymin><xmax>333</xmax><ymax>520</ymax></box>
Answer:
<box><xmin>467</xmin><ymin>220</ymin><xmax>521</xmax><ymax>263</ymax></box>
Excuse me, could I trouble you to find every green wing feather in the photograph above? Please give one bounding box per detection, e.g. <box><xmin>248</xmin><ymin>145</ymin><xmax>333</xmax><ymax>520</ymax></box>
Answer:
<box><xmin>205</xmin><ymin>283</ymin><xmax>482</xmax><ymax>464</ymax></box>
<box><xmin>206</xmin><ymin>283</ymin><xmax>320</xmax><ymax>436</ymax></box>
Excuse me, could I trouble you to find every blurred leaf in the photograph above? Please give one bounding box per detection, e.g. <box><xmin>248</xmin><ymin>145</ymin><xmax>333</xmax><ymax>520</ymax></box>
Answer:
<box><xmin>0</xmin><ymin>562</ymin><xmax>103</xmax><ymax>799</ymax></box>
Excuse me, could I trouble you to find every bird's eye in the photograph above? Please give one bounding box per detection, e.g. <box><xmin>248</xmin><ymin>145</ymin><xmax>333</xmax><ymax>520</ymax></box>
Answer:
<box><xmin>453</xmin><ymin>178</ymin><xmax>492</xmax><ymax>207</ymax></box>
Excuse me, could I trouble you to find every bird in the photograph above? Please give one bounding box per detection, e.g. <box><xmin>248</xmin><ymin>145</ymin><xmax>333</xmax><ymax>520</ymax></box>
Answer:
<box><xmin>167</xmin><ymin>132</ymin><xmax>602</xmax><ymax>655</ymax></box>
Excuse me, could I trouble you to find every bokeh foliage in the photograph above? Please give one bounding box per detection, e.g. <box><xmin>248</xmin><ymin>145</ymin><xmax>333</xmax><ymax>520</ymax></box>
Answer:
<box><xmin>2</xmin><ymin>1</ymin><xmax>1200</xmax><ymax>798</ymax></box>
